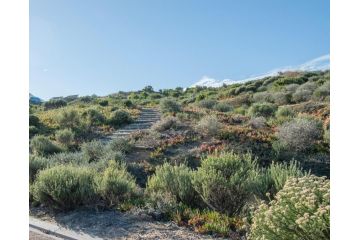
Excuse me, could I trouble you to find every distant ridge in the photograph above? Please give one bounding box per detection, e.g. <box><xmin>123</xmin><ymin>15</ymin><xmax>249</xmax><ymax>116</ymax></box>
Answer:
<box><xmin>29</xmin><ymin>93</ymin><xmax>43</xmax><ymax>104</ymax></box>
<box><xmin>191</xmin><ymin>54</ymin><xmax>330</xmax><ymax>88</ymax></box>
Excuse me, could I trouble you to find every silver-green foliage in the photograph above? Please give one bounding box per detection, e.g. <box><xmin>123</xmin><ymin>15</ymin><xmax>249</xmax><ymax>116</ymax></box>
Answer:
<box><xmin>192</xmin><ymin>152</ymin><xmax>259</xmax><ymax>216</ymax></box>
<box><xmin>95</xmin><ymin>160</ymin><xmax>138</xmax><ymax>207</ymax></box>
<box><xmin>30</xmin><ymin>135</ymin><xmax>62</xmax><ymax>156</ymax></box>
<box><xmin>146</xmin><ymin>163</ymin><xmax>197</xmax><ymax>209</ymax></box>
<box><xmin>32</xmin><ymin>165</ymin><xmax>97</xmax><ymax>210</ymax></box>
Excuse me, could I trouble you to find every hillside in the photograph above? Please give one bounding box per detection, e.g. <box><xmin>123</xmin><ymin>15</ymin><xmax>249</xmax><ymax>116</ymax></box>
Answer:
<box><xmin>29</xmin><ymin>70</ymin><xmax>330</xmax><ymax>239</ymax></box>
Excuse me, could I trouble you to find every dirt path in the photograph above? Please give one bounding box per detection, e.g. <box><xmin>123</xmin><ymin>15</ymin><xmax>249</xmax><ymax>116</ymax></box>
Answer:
<box><xmin>30</xmin><ymin>208</ymin><xmax>220</xmax><ymax>240</ymax></box>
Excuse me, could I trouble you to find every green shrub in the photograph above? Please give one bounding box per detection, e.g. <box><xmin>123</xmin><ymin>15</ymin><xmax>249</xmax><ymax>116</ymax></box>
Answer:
<box><xmin>253</xmin><ymin>161</ymin><xmax>309</xmax><ymax>199</ymax></box>
<box><xmin>292</xmin><ymin>89</ymin><xmax>312</xmax><ymax>102</ymax></box>
<box><xmin>48</xmin><ymin>152</ymin><xmax>87</xmax><ymax>166</ymax></box>
<box><xmin>29</xmin><ymin>114</ymin><xmax>40</xmax><ymax>127</ymax></box>
<box><xmin>248</xmin><ymin>103</ymin><xmax>277</xmax><ymax>118</ymax></box>
<box><xmin>57</xmin><ymin>109</ymin><xmax>81</xmax><ymax>129</ymax></box>
<box><xmin>248</xmin><ymin>117</ymin><xmax>267</xmax><ymax>129</ymax></box>
<box><xmin>30</xmin><ymin>135</ymin><xmax>62</xmax><ymax>156</ymax></box>
<box><xmin>83</xmin><ymin>108</ymin><xmax>105</xmax><ymax>126</ymax></box>
<box><xmin>81</xmin><ymin>140</ymin><xmax>105</xmax><ymax>162</ymax></box>
<box><xmin>123</xmin><ymin>99</ymin><xmax>133</xmax><ymax>108</ymax></box>
<box><xmin>160</xmin><ymin>98</ymin><xmax>181</xmax><ymax>114</ymax></box>
<box><xmin>98</xmin><ymin>99</ymin><xmax>108</xmax><ymax>106</ymax></box>
<box><xmin>313</xmin><ymin>81</ymin><xmax>330</xmax><ymax>101</ymax></box>
<box><xmin>249</xmin><ymin>175</ymin><xmax>329</xmax><ymax>240</ymax></box>
<box><xmin>44</xmin><ymin>99</ymin><xmax>67</xmax><ymax>110</ymax></box>
<box><xmin>146</xmin><ymin>163</ymin><xmax>198</xmax><ymax>209</ymax></box>
<box><xmin>213</xmin><ymin>102</ymin><xmax>234</xmax><ymax>112</ymax></box>
<box><xmin>192</xmin><ymin>152</ymin><xmax>259</xmax><ymax>216</ymax></box>
<box><xmin>29</xmin><ymin>126</ymin><xmax>39</xmax><ymax>137</ymax></box>
<box><xmin>32</xmin><ymin>165</ymin><xmax>97</xmax><ymax>210</ymax></box>
<box><xmin>55</xmin><ymin>129</ymin><xmax>74</xmax><ymax>148</ymax></box>
<box><xmin>29</xmin><ymin>156</ymin><xmax>48</xmax><ymax>183</ymax></box>
<box><xmin>272</xmin><ymin>92</ymin><xmax>290</xmax><ymax>105</ymax></box>
<box><xmin>275</xmin><ymin>106</ymin><xmax>295</xmax><ymax>119</ymax></box>
<box><xmin>108</xmin><ymin>138</ymin><xmax>134</xmax><ymax>153</ymax></box>
<box><xmin>108</xmin><ymin>110</ymin><xmax>132</xmax><ymax>127</ymax></box>
<box><xmin>95</xmin><ymin>160</ymin><xmax>138</xmax><ymax>207</ymax></box>
<box><xmin>253</xmin><ymin>92</ymin><xmax>273</xmax><ymax>103</ymax></box>
<box><xmin>151</xmin><ymin>116</ymin><xmax>180</xmax><ymax>132</ymax></box>
<box><xmin>196</xmin><ymin>99</ymin><xmax>218</xmax><ymax>109</ymax></box>
<box><xmin>196</xmin><ymin>115</ymin><xmax>222</xmax><ymax>137</ymax></box>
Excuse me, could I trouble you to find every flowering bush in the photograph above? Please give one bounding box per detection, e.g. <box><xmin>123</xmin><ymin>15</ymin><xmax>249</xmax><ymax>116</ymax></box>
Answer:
<box><xmin>249</xmin><ymin>175</ymin><xmax>329</xmax><ymax>240</ymax></box>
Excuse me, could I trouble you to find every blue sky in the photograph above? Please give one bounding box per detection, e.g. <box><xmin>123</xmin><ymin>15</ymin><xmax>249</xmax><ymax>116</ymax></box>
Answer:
<box><xmin>30</xmin><ymin>0</ymin><xmax>329</xmax><ymax>99</ymax></box>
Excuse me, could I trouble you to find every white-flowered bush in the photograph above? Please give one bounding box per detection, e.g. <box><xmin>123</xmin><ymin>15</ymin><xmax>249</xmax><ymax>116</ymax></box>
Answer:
<box><xmin>249</xmin><ymin>175</ymin><xmax>329</xmax><ymax>240</ymax></box>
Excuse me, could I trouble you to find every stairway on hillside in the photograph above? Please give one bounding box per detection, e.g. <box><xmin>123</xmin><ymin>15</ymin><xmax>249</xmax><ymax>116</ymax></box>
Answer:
<box><xmin>104</xmin><ymin>108</ymin><xmax>161</xmax><ymax>141</ymax></box>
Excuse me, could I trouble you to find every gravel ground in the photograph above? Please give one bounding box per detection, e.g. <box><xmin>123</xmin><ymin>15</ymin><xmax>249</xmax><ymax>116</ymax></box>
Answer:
<box><xmin>29</xmin><ymin>231</ymin><xmax>55</xmax><ymax>240</ymax></box>
<box><xmin>30</xmin><ymin>208</ymin><xmax>222</xmax><ymax>240</ymax></box>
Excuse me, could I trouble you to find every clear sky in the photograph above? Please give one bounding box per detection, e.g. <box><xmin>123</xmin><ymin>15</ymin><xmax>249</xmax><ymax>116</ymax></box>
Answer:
<box><xmin>30</xmin><ymin>0</ymin><xmax>329</xmax><ymax>99</ymax></box>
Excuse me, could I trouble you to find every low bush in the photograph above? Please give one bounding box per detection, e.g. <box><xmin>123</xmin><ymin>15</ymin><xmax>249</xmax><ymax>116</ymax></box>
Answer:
<box><xmin>248</xmin><ymin>103</ymin><xmax>277</xmax><ymax>118</ymax></box>
<box><xmin>30</xmin><ymin>135</ymin><xmax>62</xmax><ymax>156</ymax></box>
<box><xmin>275</xmin><ymin>117</ymin><xmax>323</xmax><ymax>153</ymax></box>
<box><xmin>146</xmin><ymin>163</ymin><xmax>198</xmax><ymax>209</ymax></box>
<box><xmin>95</xmin><ymin>160</ymin><xmax>139</xmax><ymax>207</ymax></box>
<box><xmin>151</xmin><ymin>116</ymin><xmax>181</xmax><ymax>132</ymax></box>
<box><xmin>249</xmin><ymin>175</ymin><xmax>330</xmax><ymax>240</ymax></box>
<box><xmin>192</xmin><ymin>152</ymin><xmax>259</xmax><ymax>216</ymax></box>
<box><xmin>253</xmin><ymin>92</ymin><xmax>273</xmax><ymax>103</ymax></box>
<box><xmin>275</xmin><ymin>106</ymin><xmax>295</xmax><ymax>119</ymax></box>
<box><xmin>248</xmin><ymin>117</ymin><xmax>267</xmax><ymax>129</ymax></box>
<box><xmin>29</xmin><ymin>126</ymin><xmax>39</xmax><ymax>137</ymax></box>
<box><xmin>29</xmin><ymin>115</ymin><xmax>40</xmax><ymax>127</ymax></box>
<box><xmin>108</xmin><ymin>110</ymin><xmax>132</xmax><ymax>127</ymax></box>
<box><xmin>81</xmin><ymin>140</ymin><xmax>106</xmax><ymax>162</ymax></box>
<box><xmin>48</xmin><ymin>152</ymin><xmax>87</xmax><ymax>166</ymax></box>
<box><xmin>213</xmin><ymin>102</ymin><xmax>234</xmax><ymax>112</ymax></box>
<box><xmin>32</xmin><ymin>165</ymin><xmax>97</xmax><ymax>210</ymax></box>
<box><xmin>44</xmin><ymin>99</ymin><xmax>67</xmax><ymax>110</ymax></box>
<box><xmin>108</xmin><ymin>138</ymin><xmax>134</xmax><ymax>153</ymax></box>
<box><xmin>195</xmin><ymin>115</ymin><xmax>222</xmax><ymax>137</ymax></box>
<box><xmin>160</xmin><ymin>98</ymin><xmax>181</xmax><ymax>114</ymax></box>
<box><xmin>292</xmin><ymin>89</ymin><xmax>312</xmax><ymax>102</ymax></box>
<box><xmin>196</xmin><ymin>99</ymin><xmax>217</xmax><ymax>109</ymax></box>
<box><xmin>253</xmin><ymin>161</ymin><xmax>309</xmax><ymax>199</ymax></box>
<box><xmin>313</xmin><ymin>81</ymin><xmax>330</xmax><ymax>101</ymax></box>
<box><xmin>83</xmin><ymin>108</ymin><xmax>105</xmax><ymax>126</ymax></box>
<box><xmin>98</xmin><ymin>99</ymin><xmax>108</xmax><ymax>106</ymax></box>
<box><xmin>29</xmin><ymin>156</ymin><xmax>48</xmax><ymax>183</ymax></box>
<box><xmin>57</xmin><ymin>109</ymin><xmax>81</xmax><ymax>130</ymax></box>
<box><xmin>55</xmin><ymin>129</ymin><xmax>74</xmax><ymax>148</ymax></box>
<box><xmin>272</xmin><ymin>92</ymin><xmax>290</xmax><ymax>105</ymax></box>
